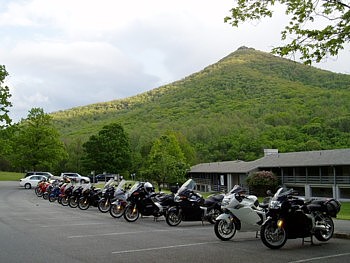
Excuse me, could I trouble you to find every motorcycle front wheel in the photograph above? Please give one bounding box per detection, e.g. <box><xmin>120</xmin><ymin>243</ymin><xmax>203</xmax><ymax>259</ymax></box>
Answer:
<box><xmin>110</xmin><ymin>203</ymin><xmax>126</xmax><ymax>218</ymax></box>
<box><xmin>69</xmin><ymin>196</ymin><xmax>78</xmax><ymax>208</ymax></box>
<box><xmin>214</xmin><ymin>219</ymin><xmax>237</xmax><ymax>241</ymax></box>
<box><xmin>61</xmin><ymin>196</ymin><xmax>69</xmax><ymax>206</ymax></box>
<box><xmin>35</xmin><ymin>187</ymin><xmax>43</xmax><ymax>197</ymax></box>
<box><xmin>78</xmin><ymin>197</ymin><xmax>90</xmax><ymax>210</ymax></box>
<box><xmin>314</xmin><ymin>215</ymin><xmax>334</xmax><ymax>241</ymax></box>
<box><xmin>48</xmin><ymin>195</ymin><xmax>56</xmax><ymax>202</ymax></box>
<box><xmin>260</xmin><ymin>220</ymin><xmax>287</xmax><ymax>249</ymax></box>
<box><xmin>98</xmin><ymin>198</ymin><xmax>110</xmax><ymax>213</ymax></box>
<box><xmin>124</xmin><ymin>204</ymin><xmax>140</xmax><ymax>222</ymax></box>
<box><xmin>166</xmin><ymin>209</ymin><xmax>182</xmax><ymax>226</ymax></box>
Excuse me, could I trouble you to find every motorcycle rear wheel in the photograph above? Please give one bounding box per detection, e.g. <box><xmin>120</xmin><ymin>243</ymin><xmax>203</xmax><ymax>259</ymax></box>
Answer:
<box><xmin>43</xmin><ymin>192</ymin><xmax>49</xmax><ymax>200</ymax></box>
<box><xmin>207</xmin><ymin>208</ymin><xmax>221</xmax><ymax>224</ymax></box>
<box><xmin>124</xmin><ymin>204</ymin><xmax>140</xmax><ymax>222</ymax></box>
<box><xmin>214</xmin><ymin>219</ymin><xmax>236</xmax><ymax>241</ymax></box>
<box><xmin>98</xmin><ymin>198</ymin><xmax>110</xmax><ymax>213</ymax></box>
<box><xmin>110</xmin><ymin>203</ymin><xmax>126</xmax><ymax>218</ymax></box>
<box><xmin>260</xmin><ymin>221</ymin><xmax>287</xmax><ymax>249</ymax></box>
<box><xmin>314</xmin><ymin>215</ymin><xmax>334</xmax><ymax>241</ymax></box>
<box><xmin>166</xmin><ymin>209</ymin><xmax>182</xmax><ymax>226</ymax></box>
<box><xmin>78</xmin><ymin>197</ymin><xmax>90</xmax><ymax>210</ymax></box>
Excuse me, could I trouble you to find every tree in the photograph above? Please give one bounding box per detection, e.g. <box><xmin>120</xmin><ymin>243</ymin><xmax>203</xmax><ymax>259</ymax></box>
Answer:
<box><xmin>225</xmin><ymin>0</ymin><xmax>350</xmax><ymax>64</ymax></box>
<box><xmin>12</xmin><ymin>108</ymin><xmax>67</xmax><ymax>171</ymax></box>
<box><xmin>82</xmin><ymin>123</ymin><xmax>131</xmax><ymax>175</ymax></box>
<box><xmin>0</xmin><ymin>65</ymin><xmax>12</xmax><ymax>128</ymax></box>
<box><xmin>146</xmin><ymin>132</ymin><xmax>189</xmax><ymax>189</ymax></box>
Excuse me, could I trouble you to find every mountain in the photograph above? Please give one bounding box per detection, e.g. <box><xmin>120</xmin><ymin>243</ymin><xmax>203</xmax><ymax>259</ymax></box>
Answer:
<box><xmin>52</xmin><ymin>47</ymin><xmax>350</xmax><ymax>163</ymax></box>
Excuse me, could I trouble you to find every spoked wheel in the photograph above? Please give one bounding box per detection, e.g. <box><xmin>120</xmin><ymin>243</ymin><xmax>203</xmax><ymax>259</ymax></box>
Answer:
<box><xmin>78</xmin><ymin>197</ymin><xmax>90</xmax><ymax>210</ymax></box>
<box><xmin>314</xmin><ymin>215</ymin><xmax>334</xmax><ymax>241</ymax></box>
<box><xmin>110</xmin><ymin>202</ymin><xmax>126</xmax><ymax>218</ymax></box>
<box><xmin>207</xmin><ymin>208</ymin><xmax>221</xmax><ymax>224</ymax></box>
<box><xmin>69</xmin><ymin>196</ymin><xmax>78</xmax><ymax>208</ymax></box>
<box><xmin>260</xmin><ymin>220</ymin><xmax>287</xmax><ymax>249</ymax></box>
<box><xmin>214</xmin><ymin>219</ymin><xmax>237</xmax><ymax>241</ymax></box>
<box><xmin>123</xmin><ymin>204</ymin><xmax>139</xmax><ymax>222</ymax></box>
<box><xmin>98</xmin><ymin>198</ymin><xmax>110</xmax><ymax>213</ymax></box>
<box><xmin>61</xmin><ymin>196</ymin><xmax>69</xmax><ymax>206</ymax></box>
<box><xmin>35</xmin><ymin>187</ymin><xmax>43</xmax><ymax>197</ymax></box>
<box><xmin>166</xmin><ymin>209</ymin><xmax>182</xmax><ymax>226</ymax></box>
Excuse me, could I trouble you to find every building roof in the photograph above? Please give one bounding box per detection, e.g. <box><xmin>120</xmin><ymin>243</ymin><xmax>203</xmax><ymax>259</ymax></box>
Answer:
<box><xmin>189</xmin><ymin>148</ymin><xmax>350</xmax><ymax>174</ymax></box>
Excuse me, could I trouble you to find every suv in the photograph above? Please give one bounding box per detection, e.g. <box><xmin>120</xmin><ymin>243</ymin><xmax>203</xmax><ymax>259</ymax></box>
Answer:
<box><xmin>25</xmin><ymin>171</ymin><xmax>54</xmax><ymax>179</ymax></box>
<box><xmin>60</xmin><ymin>172</ymin><xmax>90</xmax><ymax>183</ymax></box>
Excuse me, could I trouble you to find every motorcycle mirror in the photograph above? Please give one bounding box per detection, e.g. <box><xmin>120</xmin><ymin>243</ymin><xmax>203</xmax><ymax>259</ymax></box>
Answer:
<box><xmin>266</xmin><ymin>190</ymin><xmax>272</xmax><ymax>196</ymax></box>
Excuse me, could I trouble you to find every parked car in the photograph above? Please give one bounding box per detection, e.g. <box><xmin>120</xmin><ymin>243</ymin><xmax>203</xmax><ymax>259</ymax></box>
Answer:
<box><xmin>20</xmin><ymin>175</ymin><xmax>47</xmax><ymax>189</ymax></box>
<box><xmin>60</xmin><ymin>172</ymin><xmax>90</xmax><ymax>183</ymax></box>
<box><xmin>25</xmin><ymin>171</ymin><xmax>54</xmax><ymax>179</ymax></box>
<box><xmin>95</xmin><ymin>173</ymin><xmax>118</xmax><ymax>182</ymax></box>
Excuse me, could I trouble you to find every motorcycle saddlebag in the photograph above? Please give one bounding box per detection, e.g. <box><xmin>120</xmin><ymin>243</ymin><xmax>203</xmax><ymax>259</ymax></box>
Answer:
<box><xmin>325</xmin><ymin>199</ymin><xmax>341</xmax><ymax>217</ymax></box>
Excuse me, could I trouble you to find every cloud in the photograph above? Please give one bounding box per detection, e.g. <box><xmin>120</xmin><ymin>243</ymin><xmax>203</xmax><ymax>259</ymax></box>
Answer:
<box><xmin>0</xmin><ymin>0</ymin><xmax>349</xmax><ymax>122</ymax></box>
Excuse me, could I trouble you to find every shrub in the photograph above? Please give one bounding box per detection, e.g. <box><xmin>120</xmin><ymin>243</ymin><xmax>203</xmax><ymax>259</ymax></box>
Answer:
<box><xmin>246</xmin><ymin>170</ymin><xmax>279</xmax><ymax>196</ymax></box>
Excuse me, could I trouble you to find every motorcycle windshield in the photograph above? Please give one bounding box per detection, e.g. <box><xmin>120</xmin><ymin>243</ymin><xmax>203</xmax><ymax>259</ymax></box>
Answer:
<box><xmin>128</xmin><ymin>181</ymin><xmax>142</xmax><ymax>194</ymax></box>
<box><xmin>103</xmin><ymin>178</ymin><xmax>115</xmax><ymax>188</ymax></box>
<box><xmin>228</xmin><ymin>185</ymin><xmax>244</xmax><ymax>194</ymax></box>
<box><xmin>116</xmin><ymin>179</ymin><xmax>126</xmax><ymax>191</ymax></box>
<box><xmin>177</xmin><ymin>179</ymin><xmax>196</xmax><ymax>194</ymax></box>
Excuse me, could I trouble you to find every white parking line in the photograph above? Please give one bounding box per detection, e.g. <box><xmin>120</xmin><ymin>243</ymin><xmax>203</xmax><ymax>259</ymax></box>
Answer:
<box><xmin>288</xmin><ymin>252</ymin><xmax>350</xmax><ymax>263</ymax></box>
<box><xmin>68</xmin><ymin>228</ymin><xmax>185</xmax><ymax>238</ymax></box>
<box><xmin>41</xmin><ymin>222</ymin><xmax>105</xmax><ymax>227</ymax></box>
<box><xmin>112</xmin><ymin>241</ymin><xmax>220</xmax><ymax>254</ymax></box>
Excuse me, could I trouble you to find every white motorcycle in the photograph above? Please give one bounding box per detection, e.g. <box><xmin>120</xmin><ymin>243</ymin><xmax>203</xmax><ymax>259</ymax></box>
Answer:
<box><xmin>214</xmin><ymin>185</ymin><xmax>268</xmax><ymax>241</ymax></box>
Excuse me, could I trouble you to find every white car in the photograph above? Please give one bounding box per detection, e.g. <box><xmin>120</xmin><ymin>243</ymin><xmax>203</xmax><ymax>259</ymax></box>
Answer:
<box><xmin>20</xmin><ymin>175</ymin><xmax>47</xmax><ymax>189</ymax></box>
<box><xmin>60</xmin><ymin>172</ymin><xmax>90</xmax><ymax>183</ymax></box>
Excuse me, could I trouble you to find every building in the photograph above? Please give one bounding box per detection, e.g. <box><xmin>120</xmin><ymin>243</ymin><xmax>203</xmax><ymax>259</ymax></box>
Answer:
<box><xmin>188</xmin><ymin>148</ymin><xmax>350</xmax><ymax>200</ymax></box>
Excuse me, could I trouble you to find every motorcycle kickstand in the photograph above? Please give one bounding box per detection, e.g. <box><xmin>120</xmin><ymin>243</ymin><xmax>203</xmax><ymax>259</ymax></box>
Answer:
<box><xmin>302</xmin><ymin>235</ymin><xmax>314</xmax><ymax>246</ymax></box>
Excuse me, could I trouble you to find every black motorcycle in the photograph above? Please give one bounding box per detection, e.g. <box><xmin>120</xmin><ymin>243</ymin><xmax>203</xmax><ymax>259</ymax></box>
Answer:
<box><xmin>123</xmin><ymin>182</ymin><xmax>174</xmax><ymax>222</ymax></box>
<box><xmin>260</xmin><ymin>187</ymin><xmax>341</xmax><ymax>249</ymax></box>
<box><xmin>165</xmin><ymin>179</ymin><xmax>224</xmax><ymax>226</ymax></box>
<box><xmin>98</xmin><ymin>179</ymin><xmax>117</xmax><ymax>213</ymax></box>
<box><xmin>68</xmin><ymin>184</ymin><xmax>84</xmax><ymax>208</ymax></box>
<box><xmin>78</xmin><ymin>184</ymin><xmax>102</xmax><ymax>210</ymax></box>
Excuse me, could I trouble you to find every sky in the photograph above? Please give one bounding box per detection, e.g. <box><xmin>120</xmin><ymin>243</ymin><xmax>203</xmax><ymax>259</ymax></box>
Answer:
<box><xmin>1</xmin><ymin>0</ymin><xmax>349</xmax><ymax>122</ymax></box>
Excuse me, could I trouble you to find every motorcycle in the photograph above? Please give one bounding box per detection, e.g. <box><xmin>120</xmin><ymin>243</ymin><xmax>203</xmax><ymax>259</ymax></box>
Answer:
<box><xmin>260</xmin><ymin>187</ymin><xmax>341</xmax><ymax>249</ymax></box>
<box><xmin>78</xmin><ymin>184</ymin><xmax>102</xmax><ymax>210</ymax></box>
<box><xmin>60</xmin><ymin>182</ymin><xmax>74</xmax><ymax>206</ymax></box>
<box><xmin>98</xmin><ymin>179</ymin><xmax>117</xmax><ymax>213</ymax></box>
<box><xmin>165</xmin><ymin>179</ymin><xmax>224</xmax><ymax>226</ymax></box>
<box><xmin>68</xmin><ymin>184</ymin><xmax>84</xmax><ymax>208</ymax></box>
<box><xmin>35</xmin><ymin>178</ymin><xmax>50</xmax><ymax>197</ymax></box>
<box><xmin>123</xmin><ymin>181</ymin><xmax>173</xmax><ymax>222</ymax></box>
<box><xmin>109</xmin><ymin>180</ymin><xmax>129</xmax><ymax>218</ymax></box>
<box><xmin>214</xmin><ymin>185</ymin><xmax>268</xmax><ymax>241</ymax></box>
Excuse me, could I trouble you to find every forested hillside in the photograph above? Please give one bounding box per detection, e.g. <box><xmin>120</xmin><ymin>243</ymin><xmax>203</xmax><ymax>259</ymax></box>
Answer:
<box><xmin>52</xmin><ymin>47</ymin><xmax>350</xmax><ymax>163</ymax></box>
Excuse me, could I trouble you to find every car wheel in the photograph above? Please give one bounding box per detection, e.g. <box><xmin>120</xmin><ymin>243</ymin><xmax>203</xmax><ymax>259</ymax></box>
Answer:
<box><xmin>24</xmin><ymin>183</ymin><xmax>31</xmax><ymax>189</ymax></box>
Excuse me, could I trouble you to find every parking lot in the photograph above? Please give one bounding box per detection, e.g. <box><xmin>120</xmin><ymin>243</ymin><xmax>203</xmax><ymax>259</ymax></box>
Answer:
<box><xmin>1</xmin><ymin>181</ymin><xmax>350</xmax><ymax>263</ymax></box>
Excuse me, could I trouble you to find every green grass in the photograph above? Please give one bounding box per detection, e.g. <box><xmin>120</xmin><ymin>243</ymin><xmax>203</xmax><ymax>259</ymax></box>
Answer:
<box><xmin>0</xmin><ymin>171</ymin><xmax>23</xmax><ymax>181</ymax></box>
<box><xmin>338</xmin><ymin>201</ymin><xmax>350</xmax><ymax>220</ymax></box>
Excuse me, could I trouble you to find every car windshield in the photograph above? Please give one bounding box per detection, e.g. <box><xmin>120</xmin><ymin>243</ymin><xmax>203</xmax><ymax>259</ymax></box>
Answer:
<box><xmin>177</xmin><ymin>179</ymin><xmax>196</xmax><ymax>194</ymax></box>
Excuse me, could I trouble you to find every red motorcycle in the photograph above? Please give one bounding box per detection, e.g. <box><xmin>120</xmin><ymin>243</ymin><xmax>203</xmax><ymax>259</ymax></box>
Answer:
<box><xmin>35</xmin><ymin>178</ymin><xmax>50</xmax><ymax>197</ymax></box>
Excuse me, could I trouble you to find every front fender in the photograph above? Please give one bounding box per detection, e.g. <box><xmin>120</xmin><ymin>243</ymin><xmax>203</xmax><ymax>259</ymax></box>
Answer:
<box><xmin>216</xmin><ymin>213</ymin><xmax>232</xmax><ymax>224</ymax></box>
<box><xmin>262</xmin><ymin>216</ymin><xmax>273</xmax><ymax>226</ymax></box>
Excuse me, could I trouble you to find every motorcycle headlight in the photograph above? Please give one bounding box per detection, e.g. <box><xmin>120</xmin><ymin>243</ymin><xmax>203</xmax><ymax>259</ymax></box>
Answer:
<box><xmin>269</xmin><ymin>200</ymin><xmax>281</xmax><ymax>209</ymax></box>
